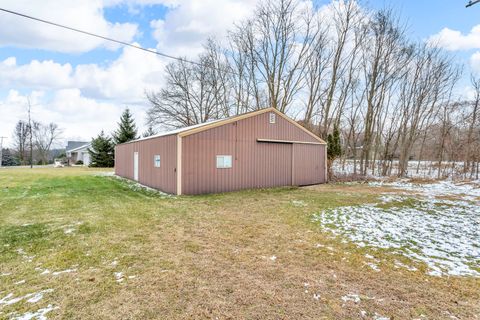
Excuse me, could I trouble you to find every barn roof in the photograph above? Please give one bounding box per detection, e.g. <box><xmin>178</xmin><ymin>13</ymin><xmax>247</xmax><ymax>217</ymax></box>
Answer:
<box><xmin>120</xmin><ymin>107</ymin><xmax>326</xmax><ymax>145</ymax></box>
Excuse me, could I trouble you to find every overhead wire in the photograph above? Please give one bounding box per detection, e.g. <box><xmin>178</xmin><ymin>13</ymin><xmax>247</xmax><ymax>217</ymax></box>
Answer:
<box><xmin>0</xmin><ymin>7</ymin><xmax>235</xmax><ymax>74</ymax></box>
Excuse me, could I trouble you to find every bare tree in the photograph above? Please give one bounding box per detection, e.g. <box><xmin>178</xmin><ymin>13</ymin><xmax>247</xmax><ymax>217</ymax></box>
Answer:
<box><xmin>465</xmin><ymin>74</ymin><xmax>480</xmax><ymax>177</ymax></box>
<box><xmin>33</xmin><ymin>122</ymin><xmax>62</xmax><ymax>165</ymax></box>
<box><xmin>318</xmin><ymin>0</ymin><xmax>363</xmax><ymax>138</ymax></box>
<box><xmin>146</xmin><ymin>42</ymin><xmax>232</xmax><ymax>129</ymax></box>
<box><xmin>12</xmin><ymin>120</ymin><xmax>30</xmax><ymax>165</ymax></box>
<box><xmin>247</xmin><ymin>0</ymin><xmax>317</xmax><ymax>112</ymax></box>
<box><xmin>396</xmin><ymin>45</ymin><xmax>461</xmax><ymax>177</ymax></box>
<box><xmin>359</xmin><ymin>9</ymin><xmax>411</xmax><ymax>175</ymax></box>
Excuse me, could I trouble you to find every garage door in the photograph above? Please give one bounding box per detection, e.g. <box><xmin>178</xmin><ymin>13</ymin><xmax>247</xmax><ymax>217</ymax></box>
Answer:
<box><xmin>292</xmin><ymin>144</ymin><xmax>325</xmax><ymax>186</ymax></box>
<box><xmin>255</xmin><ymin>142</ymin><xmax>292</xmax><ymax>188</ymax></box>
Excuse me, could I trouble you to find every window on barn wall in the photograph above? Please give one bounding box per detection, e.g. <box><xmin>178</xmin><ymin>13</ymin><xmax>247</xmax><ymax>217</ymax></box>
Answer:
<box><xmin>216</xmin><ymin>155</ymin><xmax>232</xmax><ymax>169</ymax></box>
<box><xmin>269</xmin><ymin>112</ymin><xmax>276</xmax><ymax>124</ymax></box>
<box><xmin>154</xmin><ymin>155</ymin><xmax>161</xmax><ymax>167</ymax></box>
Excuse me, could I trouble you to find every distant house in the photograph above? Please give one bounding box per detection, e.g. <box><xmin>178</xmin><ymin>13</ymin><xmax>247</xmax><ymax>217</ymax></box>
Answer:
<box><xmin>66</xmin><ymin>141</ymin><xmax>91</xmax><ymax>166</ymax></box>
<box><xmin>115</xmin><ymin>107</ymin><xmax>327</xmax><ymax>195</ymax></box>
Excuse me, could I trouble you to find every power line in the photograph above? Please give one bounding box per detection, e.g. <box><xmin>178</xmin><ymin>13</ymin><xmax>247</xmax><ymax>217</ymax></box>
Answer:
<box><xmin>466</xmin><ymin>0</ymin><xmax>480</xmax><ymax>7</ymax></box>
<box><xmin>0</xmin><ymin>7</ymin><xmax>206</xmax><ymax>68</ymax></box>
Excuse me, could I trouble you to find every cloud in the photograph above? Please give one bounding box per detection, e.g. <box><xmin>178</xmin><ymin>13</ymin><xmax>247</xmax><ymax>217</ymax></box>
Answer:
<box><xmin>470</xmin><ymin>51</ymin><xmax>480</xmax><ymax>74</ymax></box>
<box><xmin>0</xmin><ymin>44</ymin><xmax>166</xmax><ymax>103</ymax></box>
<box><xmin>428</xmin><ymin>25</ymin><xmax>480</xmax><ymax>51</ymax></box>
<box><xmin>0</xmin><ymin>42</ymin><xmax>167</xmax><ymax>143</ymax></box>
<box><xmin>0</xmin><ymin>57</ymin><xmax>73</xmax><ymax>89</ymax></box>
<box><xmin>73</xmin><ymin>43</ymin><xmax>166</xmax><ymax>103</ymax></box>
<box><xmin>0</xmin><ymin>89</ymin><xmax>148</xmax><ymax>146</ymax></box>
<box><xmin>0</xmin><ymin>0</ymin><xmax>138</xmax><ymax>53</ymax></box>
<box><xmin>150</xmin><ymin>0</ymin><xmax>258</xmax><ymax>58</ymax></box>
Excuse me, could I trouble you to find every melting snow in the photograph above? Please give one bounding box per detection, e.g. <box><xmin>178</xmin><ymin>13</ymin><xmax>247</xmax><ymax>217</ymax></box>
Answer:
<box><xmin>64</xmin><ymin>228</ymin><xmax>75</xmax><ymax>234</ymax></box>
<box><xmin>114</xmin><ymin>272</ymin><xmax>124</xmax><ymax>282</ymax></box>
<box><xmin>52</xmin><ymin>269</ymin><xmax>76</xmax><ymax>276</ymax></box>
<box><xmin>26</xmin><ymin>289</ymin><xmax>54</xmax><ymax>303</ymax></box>
<box><xmin>341</xmin><ymin>293</ymin><xmax>361</xmax><ymax>303</ymax></box>
<box><xmin>13</xmin><ymin>304</ymin><xmax>59</xmax><ymax>320</ymax></box>
<box><xmin>314</xmin><ymin>180</ymin><xmax>480</xmax><ymax>277</ymax></box>
<box><xmin>373</xmin><ymin>313</ymin><xmax>390</xmax><ymax>320</ymax></box>
<box><xmin>0</xmin><ymin>289</ymin><xmax>54</xmax><ymax>306</ymax></box>
<box><xmin>0</xmin><ymin>293</ymin><xmax>23</xmax><ymax>305</ymax></box>
<box><xmin>394</xmin><ymin>260</ymin><xmax>417</xmax><ymax>272</ymax></box>
<box><xmin>291</xmin><ymin>200</ymin><xmax>307</xmax><ymax>207</ymax></box>
<box><xmin>366</xmin><ymin>262</ymin><xmax>381</xmax><ymax>272</ymax></box>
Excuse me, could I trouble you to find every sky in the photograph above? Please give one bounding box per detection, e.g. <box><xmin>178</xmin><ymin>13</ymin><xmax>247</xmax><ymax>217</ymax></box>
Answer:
<box><xmin>0</xmin><ymin>0</ymin><xmax>479</xmax><ymax>148</ymax></box>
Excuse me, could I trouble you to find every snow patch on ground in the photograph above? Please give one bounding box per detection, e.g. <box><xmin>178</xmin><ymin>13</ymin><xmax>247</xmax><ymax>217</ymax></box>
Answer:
<box><xmin>394</xmin><ymin>260</ymin><xmax>417</xmax><ymax>272</ymax></box>
<box><xmin>366</xmin><ymin>262</ymin><xmax>381</xmax><ymax>272</ymax></box>
<box><xmin>341</xmin><ymin>293</ymin><xmax>361</xmax><ymax>303</ymax></box>
<box><xmin>112</xmin><ymin>175</ymin><xmax>175</xmax><ymax>197</ymax></box>
<box><xmin>52</xmin><ymin>269</ymin><xmax>76</xmax><ymax>276</ymax></box>
<box><xmin>16</xmin><ymin>248</ymin><xmax>35</xmax><ymax>262</ymax></box>
<box><xmin>291</xmin><ymin>200</ymin><xmax>307</xmax><ymax>207</ymax></box>
<box><xmin>93</xmin><ymin>171</ymin><xmax>115</xmax><ymax>176</ymax></box>
<box><xmin>114</xmin><ymin>272</ymin><xmax>124</xmax><ymax>283</ymax></box>
<box><xmin>0</xmin><ymin>289</ymin><xmax>54</xmax><ymax>307</ymax></box>
<box><xmin>333</xmin><ymin>159</ymin><xmax>472</xmax><ymax>180</ymax></box>
<box><xmin>12</xmin><ymin>304</ymin><xmax>59</xmax><ymax>320</ymax></box>
<box><xmin>314</xmin><ymin>181</ymin><xmax>480</xmax><ymax>277</ymax></box>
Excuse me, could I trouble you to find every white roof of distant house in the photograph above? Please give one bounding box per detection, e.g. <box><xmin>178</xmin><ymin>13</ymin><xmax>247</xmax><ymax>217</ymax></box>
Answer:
<box><xmin>67</xmin><ymin>143</ymin><xmax>90</xmax><ymax>153</ymax></box>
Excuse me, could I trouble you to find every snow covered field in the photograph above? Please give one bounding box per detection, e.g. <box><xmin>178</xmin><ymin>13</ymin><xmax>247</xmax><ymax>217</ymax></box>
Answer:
<box><xmin>333</xmin><ymin>159</ymin><xmax>476</xmax><ymax>180</ymax></box>
<box><xmin>314</xmin><ymin>180</ymin><xmax>480</xmax><ymax>277</ymax></box>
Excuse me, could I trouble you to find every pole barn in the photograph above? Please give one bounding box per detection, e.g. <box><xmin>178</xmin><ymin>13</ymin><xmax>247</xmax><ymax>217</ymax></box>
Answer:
<box><xmin>115</xmin><ymin>108</ymin><xmax>327</xmax><ymax>195</ymax></box>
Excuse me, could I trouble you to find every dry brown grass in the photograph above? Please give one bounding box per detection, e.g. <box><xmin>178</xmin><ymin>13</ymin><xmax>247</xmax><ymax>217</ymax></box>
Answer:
<box><xmin>0</xmin><ymin>168</ymin><xmax>479</xmax><ymax>319</ymax></box>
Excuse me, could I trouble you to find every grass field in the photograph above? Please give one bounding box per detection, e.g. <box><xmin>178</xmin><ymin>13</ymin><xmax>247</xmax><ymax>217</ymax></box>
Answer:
<box><xmin>0</xmin><ymin>168</ymin><xmax>479</xmax><ymax>319</ymax></box>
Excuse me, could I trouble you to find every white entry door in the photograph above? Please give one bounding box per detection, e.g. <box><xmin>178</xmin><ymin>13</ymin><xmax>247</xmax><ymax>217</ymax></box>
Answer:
<box><xmin>133</xmin><ymin>152</ymin><xmax>139</xmax><ymax>181</ymax></box>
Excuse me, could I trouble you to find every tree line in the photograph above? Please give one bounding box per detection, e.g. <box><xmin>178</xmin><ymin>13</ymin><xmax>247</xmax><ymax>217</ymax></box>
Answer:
<box><xmin>145</xmin><ymin>0</ymin><xmax>479</xmax><ymax>179</ymax></box>
<box><xmin>5</xmin><ymin>107</ymin><xmax>144</xmax><ymax>168</ymax></box>
<box><xmin>8</xmin><ymin>100</ymin><xmax>62</xmax><ymax>166</ymax></box>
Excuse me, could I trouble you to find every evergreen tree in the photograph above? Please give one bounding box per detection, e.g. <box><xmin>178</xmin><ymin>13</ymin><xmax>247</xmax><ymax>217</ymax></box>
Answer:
<box><xmin>326</xmin><ymin>124</ymin><xmax>342</xmax><ymax>179</ymax></box>
<box><xmin>327</xmin><ymin>124</ymin><xmax>342</xmax><ymax>160</ymax></box>
<box><xmin>113</xmin><ymin>108</ymin><xmax>138</xmax><ymax>144</ymax></box>
<box><xmin>88</xmin><ymin>131</ymin><xmax>115</xmax><ymax>167</ymax></box>
<box><xmin>1</xmin><ymin>148</ymin><xmax>20</xmax><ymax>166</ymax></box>
<box><xmin>142</xmin><ymin>126</ymin><xmax>157</xmax><ymax>138</ymax></box>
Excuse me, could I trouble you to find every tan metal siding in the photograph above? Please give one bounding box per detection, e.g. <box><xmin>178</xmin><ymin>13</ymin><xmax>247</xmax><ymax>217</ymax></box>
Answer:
<box><xmin>292</xmin><ymin>144</ymin><xmax>326</xmax><ymax>185</ymax></box>
<box><xmin>181</xmin><ymin>111</ymin><xmax>325</xmax><ymax>195</ymax></box>
<box><xmin>114</xmin><ymin>135</ymin><xmax>177</xmax><ymax>194</ymax></box>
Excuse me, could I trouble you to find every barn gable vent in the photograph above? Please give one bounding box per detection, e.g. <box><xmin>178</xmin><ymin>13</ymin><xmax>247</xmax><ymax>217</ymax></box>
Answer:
<box><xmin>269</xmin><ymin>112</ymin><xmax>276</xmax><ymax>124</ymax></box>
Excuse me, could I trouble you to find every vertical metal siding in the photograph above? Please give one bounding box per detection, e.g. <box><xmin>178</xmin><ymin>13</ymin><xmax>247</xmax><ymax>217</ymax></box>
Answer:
<box><xmin>181</xmin><ymin>111</ymin><xmax>325</xmax><ymax>195</ymax></box>
<box><xmin>292</xmin><ymin>144</ymin><xmax>326</xmax><ymax>185</ymax></box>
<box><xmin>114</xmin><ymin>135</ymin><xmax>177</xmax><ymax>194</ymax></box>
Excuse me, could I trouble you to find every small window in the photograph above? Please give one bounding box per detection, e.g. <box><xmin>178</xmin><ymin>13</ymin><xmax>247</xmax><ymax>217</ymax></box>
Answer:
<box><xmin>154</xmin><ymin>155</ymin><xmax>161</xmax><ymax>167</ymax></box>
<box><xmin>269</xmin><ymin>112</ymin><xmax>276</xmax><ymax>124</ymax></box>
<box><xmin>216</xmin><ymin>155</ymin><xmax>232</xmax><ymax>169</ymax></box>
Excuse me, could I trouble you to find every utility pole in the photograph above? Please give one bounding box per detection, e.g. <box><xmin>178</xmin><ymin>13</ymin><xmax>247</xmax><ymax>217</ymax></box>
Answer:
<box><xmin>27</xmin><ymin>98</ymin><xmax>33</xmax><ymax>168</ymax></box>
<box><xmin>466</xmin><ymin>0</ymin><xmax>480</xmax><ymax>7</ymax></box>
<box><xmin>0</xmin><ymin>136</ymin><xmax>6</xmax><ymax>167</ymax></box>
